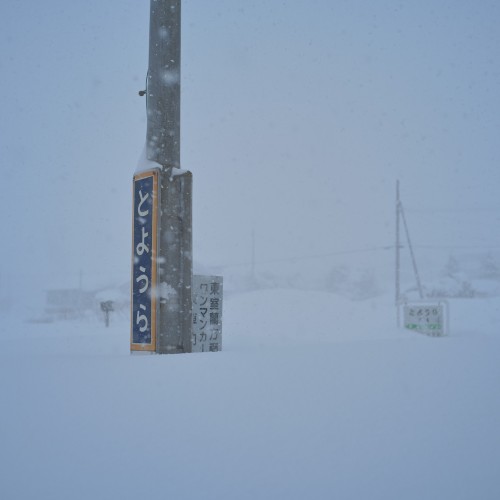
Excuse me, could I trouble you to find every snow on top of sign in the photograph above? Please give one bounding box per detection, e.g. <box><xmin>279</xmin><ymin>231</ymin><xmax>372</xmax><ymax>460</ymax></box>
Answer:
<box><xmin>136</xmin><ymin>144</ymin><xmax>189</xmax><ymax>176</ymax></box>
<box><xmin>135</xmin><ymin>145</ymin><xmax>162</xmax><ymax>174</ymax></box>
<box><xmin>170</xmin><ymin>167</ymin><xmax>189</xmax><ymax>178</ymax></box>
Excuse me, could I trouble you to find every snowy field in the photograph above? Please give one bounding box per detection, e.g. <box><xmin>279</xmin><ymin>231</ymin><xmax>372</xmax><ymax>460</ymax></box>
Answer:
<box><xmin>1</xmin><ymin>289</ymin><xmax>499</xmax><ymax>500</ymax></box>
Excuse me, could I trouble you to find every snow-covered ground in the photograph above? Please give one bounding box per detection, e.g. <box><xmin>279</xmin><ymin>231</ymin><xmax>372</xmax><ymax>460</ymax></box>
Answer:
<box><xmin>1</xmin><ymin>290</ymin><xmax>499</xmax><ymax>499</ymax></box>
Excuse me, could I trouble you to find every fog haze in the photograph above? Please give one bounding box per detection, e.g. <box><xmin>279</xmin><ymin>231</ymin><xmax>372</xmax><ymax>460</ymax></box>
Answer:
<box><xmin>1</xmin><ymin>0</ymin><xmax>499</xmax><ymax>310</ymax></box>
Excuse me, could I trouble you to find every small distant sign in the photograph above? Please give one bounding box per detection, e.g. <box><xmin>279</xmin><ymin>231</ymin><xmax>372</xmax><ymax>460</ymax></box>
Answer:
<box><xmin>192</xmin><ymin>275</ymin><xmax>223</xmax><ymax>352</ymax></box>
<box><xmin>403</xmin><ymin>301</ymin><xmax>448</xmax><ymax>337</ymax></box>
<box><xmin>131</xmin><ymin>170</ymin><xmax>159</xmax><ymax>352</ymax></box>
<box><xmin>101</xmin><ymin>300</ymin><xmax>114</xmax><ymax>328</ymax></box>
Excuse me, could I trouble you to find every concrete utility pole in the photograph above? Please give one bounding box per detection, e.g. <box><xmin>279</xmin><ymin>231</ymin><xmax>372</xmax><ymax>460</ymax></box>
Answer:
<box><xmin>147</xmin><ymin>0</ymin><xmax>181</xmax><ymax>168</ymax></box>
<box><xmin>151</xmin><ymin>0</ymin><xmax>192</xmax><ymax>354</ymax></box>
<box><xmin>132</xmin><ymin>0</ymin><xmax>192</xmax><ymax>354</ymax></box>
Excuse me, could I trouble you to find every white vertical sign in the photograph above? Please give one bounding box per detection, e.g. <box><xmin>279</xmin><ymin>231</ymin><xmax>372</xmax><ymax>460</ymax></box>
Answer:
<box><xmin>192</xmin><ymin>275</ymin><xmax>223</xmax><ymax>352</ymax></box>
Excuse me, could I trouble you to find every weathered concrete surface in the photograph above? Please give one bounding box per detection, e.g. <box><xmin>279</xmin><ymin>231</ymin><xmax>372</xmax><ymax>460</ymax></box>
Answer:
<box><xmin>157</xmin><ymin>169</ymin><xmax>192</xmax><ymax>354</ymax></box>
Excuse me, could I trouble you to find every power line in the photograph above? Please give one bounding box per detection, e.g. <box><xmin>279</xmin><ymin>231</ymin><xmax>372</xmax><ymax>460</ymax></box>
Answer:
<box><xmin>206</xmin><ymin>242</ymin><xmax>500</xmax><ymax>270</ymax></box>
<box><xmin>414</xmin><ymin>244</ymin><xmax>500</xmax><ymax>250</ymax></box>
<box><xmin>208</xmin><ymin>246</ymin><xmax>393</xmax><ymax>269</ymax></box>
<box><xmin>406</xmin><ymin>207</ymin><xmax>500</xmax><ymax>213</ymax></box>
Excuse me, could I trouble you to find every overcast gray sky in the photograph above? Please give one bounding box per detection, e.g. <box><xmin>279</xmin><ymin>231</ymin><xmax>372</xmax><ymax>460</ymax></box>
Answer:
<box><xmin>1</xmin><ymin>0</ymin><xmax>500</xmax><ymax>305</ymax></box>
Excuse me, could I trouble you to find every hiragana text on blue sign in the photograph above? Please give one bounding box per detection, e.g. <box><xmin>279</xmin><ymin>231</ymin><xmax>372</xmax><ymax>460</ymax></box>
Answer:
<box><xmin>131</xmin><ymin>170</ymin><xmax>158</xmax><ymax>351</ymax></box>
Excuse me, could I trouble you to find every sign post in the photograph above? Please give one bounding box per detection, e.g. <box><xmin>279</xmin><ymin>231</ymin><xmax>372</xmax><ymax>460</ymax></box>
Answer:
<box><xmin>131</xmin><ymin>0</ymin><xmax>193</xmax><ymax>354</ymax></box>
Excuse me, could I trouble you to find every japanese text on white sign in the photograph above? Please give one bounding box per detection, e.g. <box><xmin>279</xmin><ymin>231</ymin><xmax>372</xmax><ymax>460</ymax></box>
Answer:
<box><xmin>192</xmin><ymin>275</ymin><xmax>223</xmax><ymax>352</ymax></box>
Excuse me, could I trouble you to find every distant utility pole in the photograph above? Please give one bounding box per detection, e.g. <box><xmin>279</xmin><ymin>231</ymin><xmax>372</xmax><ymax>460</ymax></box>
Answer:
<box><xmin>131</xmin><ymin>0</ymin><xmax>192</xmax><ymax>354</ymax></box>
<box><xmin>251</xmin><ymin>229</ymin><xmax>256</xmax><ymax>283</ymax></box>
<box><xmin>395</xmin><ymin>180</ymin><xmax>401</xmax><ymax>308</ymax></box>
<box><xmin>395</xmin><ymin>180</ymin><xmax>424</xmax><ymax>318</ymax></box>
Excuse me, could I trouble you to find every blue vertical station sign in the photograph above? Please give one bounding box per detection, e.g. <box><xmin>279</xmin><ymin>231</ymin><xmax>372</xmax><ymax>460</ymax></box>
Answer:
<box><xmin>131</xmin><ymin>170</ymin><xmax>159</xmax><ymax>352</ymax></box>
